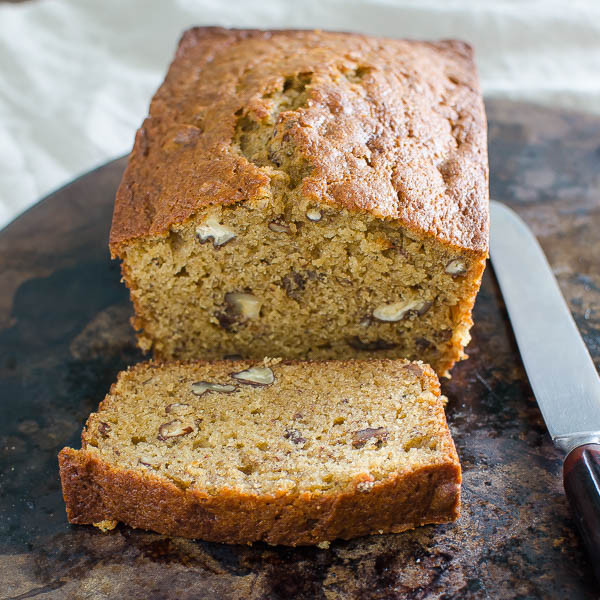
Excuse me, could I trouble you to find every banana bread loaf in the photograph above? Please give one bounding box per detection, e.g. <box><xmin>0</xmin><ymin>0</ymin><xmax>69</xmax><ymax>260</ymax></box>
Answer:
<box><xmin>59</xmin><ymin>358</ymin><xmax>461</xmax><ymax>546</ymax></box>
<box><xmin>110</xmin><ymin>27</ymin><xmax>489</xmax><ymax>376</ymax></box>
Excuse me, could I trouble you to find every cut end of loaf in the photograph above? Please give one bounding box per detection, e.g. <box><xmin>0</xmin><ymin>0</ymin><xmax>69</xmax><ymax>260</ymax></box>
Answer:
<box><xmin>121</xmin><ymin>202</ymin><xmax>485</xmax><ymax>376</ymax></box>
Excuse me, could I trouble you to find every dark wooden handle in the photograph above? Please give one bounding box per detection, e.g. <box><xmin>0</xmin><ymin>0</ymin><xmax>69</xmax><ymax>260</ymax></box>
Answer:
<box><xmin>563</xmin><ymin>443</ymin><xmax>600</xmax><ymax>581</ymax></box>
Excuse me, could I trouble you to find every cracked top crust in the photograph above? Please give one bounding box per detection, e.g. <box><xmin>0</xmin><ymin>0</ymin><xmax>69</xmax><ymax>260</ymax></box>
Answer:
<box><xmin>110</xmin><ymin>27</ymin><xmax>489</xmax><ymax>255</ymax></box>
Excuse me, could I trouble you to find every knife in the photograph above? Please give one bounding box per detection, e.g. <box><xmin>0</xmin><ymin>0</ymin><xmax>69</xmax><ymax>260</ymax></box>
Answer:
<box><xmin>489</xmin><ymin>200</ymin><xmax>600</xmax><ymax>579</ymax></box>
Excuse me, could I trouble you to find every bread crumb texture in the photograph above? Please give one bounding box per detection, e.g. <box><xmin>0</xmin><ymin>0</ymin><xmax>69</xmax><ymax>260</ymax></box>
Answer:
<box><xmin>59</xmin><ymin>359</ymin><xmax>461</xmax><ymax>545</ymax></box>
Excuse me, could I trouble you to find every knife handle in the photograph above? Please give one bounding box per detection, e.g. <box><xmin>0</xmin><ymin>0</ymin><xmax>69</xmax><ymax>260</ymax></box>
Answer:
<box><xmin>563</xmin><ymin>443</ymin><xmax>600</xmax><ymax>581</ymax></box>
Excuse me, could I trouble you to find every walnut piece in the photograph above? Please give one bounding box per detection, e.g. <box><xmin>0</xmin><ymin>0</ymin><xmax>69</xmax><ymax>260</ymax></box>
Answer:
<box><xmin>268</xmin><ymin>220</ymin><xmax>290</xmax><ymax>233</ymax></box>
<box><xmin>138</xmin><ymin>456</ymin><xmax>161</xmax><ymax>468</ymax></box>
<box><xmin>225</xmin><ymin>292</ymin><xmax>262</xmax><ymax>320</ymax></box>
<box><xmin>284</xmin><ymin>428</ymin><xmax>306</xmax><ymax>445</ymax></box>
<box><xmin>445</xmin><ymin>258</ymin><xmax>467</xmax><ymax>276</ymax></box>
<box><xmin>196</xmin><ymin>216</ymin><xmax>236</xmax><ymax>247</ymax></box>
<box><xmin>157</xmin><ymin>419</ymin><xmax>194</xmax><ymax>441</ymax></box>
<box><xmin>98</xmin><ymin>422</ymin><xmax>111</xmax><ymax>437</ymax></box>
<box><xmin>231</xmin><ymin>366</ymin><xmax>275</xmax><ymax>386</ymax></box>
<box><xmin>352</xmin><ymin>427</ymin><xmax>389</xmax><ymax>448</ymax></box>
<box><xmin>280</xmin><ymin>271</ymin><xmax>307</xmax><ymax>300</ymax></box>
<box><xmin>165</xmin><ymin>402</ymin><xmax>193</xmax><ymax>414</ymax></box>
<box><xmin>191</xmin><ymin>381</ymin><xmax>238</xmax><ymax>396</ymax></box>
<box><xmin>306</xmin><ymin>208</ymin><xmax>322</xmax><ymax>222</ymax></box>
<box><xmin>372</xmin><ymin>299</ymin><xmax>431</xmax><ymax>322</ymax></box>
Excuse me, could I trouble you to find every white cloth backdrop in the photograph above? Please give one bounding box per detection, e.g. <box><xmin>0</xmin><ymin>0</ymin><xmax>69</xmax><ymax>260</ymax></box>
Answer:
<box><xmin>1</xmin><ymin>0</ymin><xmax>599</xmax><ymax>229</ymax></box>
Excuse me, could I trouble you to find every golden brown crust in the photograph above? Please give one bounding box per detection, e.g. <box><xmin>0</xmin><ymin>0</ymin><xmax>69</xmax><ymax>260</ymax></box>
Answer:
<box><xmin>109</xmin><ymin>27</ymin><xmax>488</xmax><ymax>257</ymax></box>
<box><xmin>59</xmin><ymin>447</ymin><xmax>460</xmax><ymax>546</ymax></box>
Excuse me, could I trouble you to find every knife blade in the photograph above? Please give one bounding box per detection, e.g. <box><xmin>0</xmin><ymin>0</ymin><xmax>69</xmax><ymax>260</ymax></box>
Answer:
<box><xmin>490</xmin><ymin>200</ymin><xmax>600</xmax><ymax>579</ymax></box>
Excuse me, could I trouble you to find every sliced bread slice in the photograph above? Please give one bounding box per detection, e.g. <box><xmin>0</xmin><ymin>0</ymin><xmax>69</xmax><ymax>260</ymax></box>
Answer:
<box><xmin>59</xmin><ymin>358</ymin><xmax>461</xmax><ymax>546</ymax></box>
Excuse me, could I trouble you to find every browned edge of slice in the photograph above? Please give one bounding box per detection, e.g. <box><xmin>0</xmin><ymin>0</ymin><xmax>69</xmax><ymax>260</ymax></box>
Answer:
<box><xmin>58</xmin><ymin>446</ymin><xmax>460</xmax><ymax>546</ymax></box>
<box><xmin>58</xmin><ymin>358</ymin><xmax>461</xmax><ymax>546</ymax></box>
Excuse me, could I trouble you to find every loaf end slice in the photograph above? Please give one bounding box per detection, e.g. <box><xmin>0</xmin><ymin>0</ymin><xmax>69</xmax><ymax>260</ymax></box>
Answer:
<box><xmin>59</xmin><ymin>359</ymin><xmax>461</xmax><ymax>546</ymax></box>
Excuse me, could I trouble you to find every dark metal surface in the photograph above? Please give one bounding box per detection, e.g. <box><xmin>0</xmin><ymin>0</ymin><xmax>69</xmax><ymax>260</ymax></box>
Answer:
<box><xmin>1</xmin><ymin>100</ymin><xmax>599</xmax><ymax>599</ymax></box>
